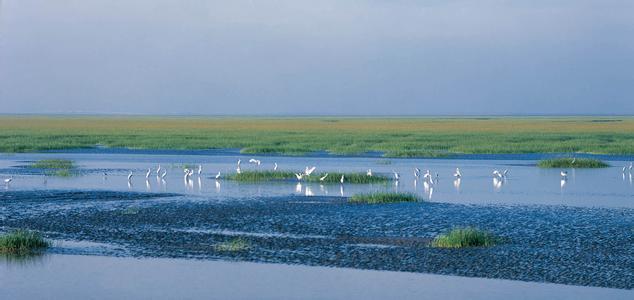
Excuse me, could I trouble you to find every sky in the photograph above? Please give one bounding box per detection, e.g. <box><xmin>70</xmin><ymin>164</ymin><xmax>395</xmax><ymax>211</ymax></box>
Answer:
<box><xmin>0</xmin><ymin>0</ymin><xmax>633</xmax><ymax>116</ymax></box>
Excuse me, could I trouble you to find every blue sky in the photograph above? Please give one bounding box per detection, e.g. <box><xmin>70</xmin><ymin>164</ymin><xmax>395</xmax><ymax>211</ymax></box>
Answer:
<box><xmin>0</xmin><ymin>0</ymin><xmax>632</xmax><ymax>115</ymax></box>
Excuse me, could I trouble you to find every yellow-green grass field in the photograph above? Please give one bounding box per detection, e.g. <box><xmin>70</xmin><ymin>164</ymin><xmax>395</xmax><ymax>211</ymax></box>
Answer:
<box><xmin>0</xmin><ymin>116</ymin><xmax>633</xmax><ymax>157</ymax></box>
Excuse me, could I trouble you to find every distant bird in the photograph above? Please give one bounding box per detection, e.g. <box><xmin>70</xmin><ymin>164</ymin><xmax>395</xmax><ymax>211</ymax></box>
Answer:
<box><xmin>305</xmin><ymin>166</ymin><xmax>316</xmax><ymax>176</ymax></box>
<box><xmin>295</xmin><ymin>173</ymin><xmax>305</xmax><ymax>181</ymax></box>
<box><xmin>366</xmin><ymin>169</ymin><xmax>372</xmax><ymax>176</ymax></box>
<box><xmin>236</xmin><ymin>167</ymin><xmax>241</xmax><ymax>174</ymax></box>
<box><xmin>127</xmin><ymin>171</ymin><xmax>133</xmax><ymax>181</ymax></box>
<box><xmin>340</xmin><ymin>174</ymin><xmax>345</xmax><ymax>184</ymax></box>
<box><xmin>237</xmin><ymin>159</ymin><xmax>242</xmax><ymax>167</ymax></box>
<box><xmin>273</xmin><ymin>163</ymin><xmax>278</xmax><ymax>171</ymax></box>
<box><xmin>623</xmin><ymin>166</ymin><xmax>628</xmax><ymax>173</ymax></box>
<box><xmin>502</xmin><ymin>169</ymin><xmax>509</xmax><ymax>177</ymax></box>
<box><xmin>249</xmin><ymin>159</ymin><xmax>261</xmax><ymax>166</ymax></box>
<box><xmin>629</xmin><ymin>162</ymin><xmax>633</xmax><ymax>171</ymax></box>
<box><xmin>423</xmin><ymin>170</ymin><xmax>432</xmax><ymax>182</ymax></box>
<box><xmin>215</xmin><ymin>171</ymin><xmax>221</xmax><ymax>180</ymax></box>
<box><xmin>156</xmin><ymin>164</ymin><xmax>161</xmax><ymax>175</ymax></box>
<box><xmin>197</xmin><ymin>165</ymin><xmax>202</xmax><ymax>175</ymax></box>
<box><xmin>414</xmin><ymin>168</ymin><xmax>421</xmax><ymax>179</ymax></box>
<box><xmin>4</xmin><ymin>176</ymin><xmax>13</xmax><ymax>184</ymax></box>
<box><xmin>393</xmin><ymin>171</ymin><xmax>400</xmax><ymax>181</ymax></box>
<box><xmin>571</xmin><ymin>157</ymin><xmax>576</xmax><ymax>165</ymax></box>
<box><xmin>161</xmin><ymin>170</ymin><xmax>167</xmax><ymax>179</ymax></box>
<box><xmin>145</xmin><ymin>168</ymin><xmax>151</xmax><ymax>179</ymax></box>
<box><xmin>103</xmin><ymin>172</ymin><xmax>108</xmax><ymax>177</ymax></box>
<box><xmin>184</xmin><ymin>168</ymin><xmax>190</xmax><ymax>174</ymax></box>
<box><xmin>320</xmin><ymin>173</ymin><xmax>329</xmax><ymax>181</ymax></box>
<box><xmin>561</xmin><ymin>171</ymin><xmax>568</xmax><ymax>179</ymax></box>
<box><xmin>492</xmin><ymin>170</ymin><xmax>504</xmax><ymax>180</ymax></box>
<box><xmin>453</xmin><ymin>168</ymin><xmax>462</xmax><ymax>178</ymax></box>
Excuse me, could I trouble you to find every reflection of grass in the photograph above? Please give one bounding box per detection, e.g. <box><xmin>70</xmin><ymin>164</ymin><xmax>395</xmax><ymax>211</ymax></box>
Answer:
<box><xmin>349</xmin><ymin>192</ymin><xmax>418</xmax><ymax>204</ymax></box>
<box><xmin>0</xmin><ymin>230</ymin><xmax>50</xmax><ymax>255</ymax></box>
<box><xmin>226</xmin><ymin>171</ymin><xmax>389</xmax><ymax>183</ymax></box>
<box><xmin>29</xmin><ymin>159</ymin><xmax>76</xmax><ymax>176</ymax></box>
<box><xmin>214</xmin><ymin>238</ymin><xmax>250</xmax><ymax>252</ymax></box>
<box><xmin>376</xmin><ymin>159</ymin><xmax>392</xmax><ymax>165</ymax></box>
<box><xmin>537</xmin><ymin>158</ymin><xmax>609</xmax><ymax>168</ymax></box>
<box><xmin>431</xmin><ymin>227</ymin><xmax>497</xmax><ymax>248</ymax></box>
<box><xmin>1</xmin><ymin>116</ymin><xmax>633</xmax><ymax>157</ymax></box>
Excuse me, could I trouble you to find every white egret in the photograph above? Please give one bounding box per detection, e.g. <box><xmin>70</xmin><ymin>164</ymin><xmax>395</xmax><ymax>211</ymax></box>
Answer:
<box><xmin>624</xmin><ymin>166</ymin><xmax>628</xmax><ymax>173</ymax></box>
<box><xmin>560</xmin><ymin>171</ymin><xmax>568</xmax><ymax>179</ymax></box>
<box><xmin>320</xmin><ymin>173</ymin><xmax>329</xmax><ymax>181</ymax></box>
<box><xmin>340</xmin><ymin>174</ymin><xmax>345</xmax><ymax>184</ymax></box>
<box><xmin>156</xmin><ymin>164</ymin><xmax>161</xmax><ymax>175</ymax></box>
<box><xmin>392</xmin><ymin>171</ymin><xmax>400</xmax><ymax>181</ymax></box>
<box><xmin>492</xmin><ymin>170</ymin><xmax>502</xmax><ymax>178</ymax></box>
<box><xmin>629</xmin><ymin>162</ymin><xmax>633</xmax><ymax>171</ymax></box>
<box><xmin>273</xmin><ymin>163</ymin><xmax>278</xmax><ymax>171</ymax></box>
<box><xmin>4</xmin><ymin>176</ymin><xmax>13</xmax><ymax>184</ymax></box>
<box><xmin>145</xmin><ymin>168</ymin><xmax>151</xmax><ymax>179</ymax></box>
<box><xmin>215</xmin><ymin>171</ymin><xmax>221</xmax><ymax>179</ymax></box>
<box><xmin>366</xmin><ymin>169</ymin><xmax>372</xmax><ymax>176</ymax></box>
<box><xmin>453</xmin><ymin>168</ymin><xmax>462</xmax><ymax>178</ymax></box>
<box><xmin>237</xmin><ymin>159</ymin><xmax>242</xmax><ymax>167</ymax></box>
<box><xmin>127</xmin><ymin>171</ymin><xmax>133</xmax><ymax>181</ymax></box>
<box><xmin>571</xmin><ymin>157</ymin><xmax>576</xmax><ymax>165</ymax></box>
<box><xmin>423</xmin><ymin>170</ymin><xmax>432</xmax><ymax>183</ymax></box>
<box><xmin>295</xmin><ymin>173</ymin><xmax>305</xmax><ymax>181</ymax></box>
<box><xmin>249</xmin><ymin>159</ymin><xmax>261</xmax><ymax>166</ymax></box>
<box><xmin>197</xmin><ymin>165</ymin><xmax>202</xmax><ymax>175</ymax></box>
<box><xmin>502</xmin><ymin>169</ymin><xmax>509</xmax><ymax>177</ymax></box>
<box><xmin>161</xmin><ymin>170</ymin><xmax>167</xmax><ymax>179</ymax></box>
<box><xmin>305</xmin><ymin>166</ymin><xmax>316</xmax><ymax>176</ymax></box>
<box><xmin>414</xmin><ymin>168</ymin><xmax>421</xmax><ymax>179</ymax></box>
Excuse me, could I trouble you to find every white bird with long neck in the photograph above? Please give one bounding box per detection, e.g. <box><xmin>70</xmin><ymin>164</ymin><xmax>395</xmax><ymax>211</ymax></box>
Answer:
<box><xmin>295</xmin><ymin>173</ymin><xmax>304</xmax><ymax>181</ymax></box>
<box><xmin>146</xmin><ymin>168</ymin><xmax>151</xmax><ymax>179</ymax></box>
<box><xmin>215</xmin><ymin>171</ymin><xmax>221</xmax><ymax>179</ymax></box>
<box><xmin>453</xmin><ymin>168</ymin><xmax>462</xmax><ymax>178</ymax></box>
<box><xmin>4</xmin><ymin>176</ymin><xmax>13</xmax><ymax>184</ymax></box>
<box><xmin>127</xmin><ymin>171</ymin><xmax>133</xmax><ymax>181</ymax></box>
<box><xmin>161</xmin><ymin>170</ymin><xmax>167</xmax><ymax>179</ymax></box>
<box><xmin>629</xmin><ymin>162</ymin><xmax>633</xmax><ymax>171</ymax></box>
<box><xmin>320</xmin><ymin>173</ymin><xmax>329</xmax><ymax>181</ymax></box>
<box><xmin>393</xmin><ymin>171</ymin><xmax>400</xmax><ymax>181</ymax></box>
<box><xmin>502</xmin><ymin>169</ymin><xmax>509</xmax><ymax>177</ymax></box>
<box><xmin>156</xmin><ymin>164</ymin><xmax>161</xmax><ymax>175</ymax></box>
<box><xmin>249</xmin><ymin>159</ymin><xmax>261</xmax><ymax>166</ymax></box>
<box><xmin>414</xmin><ymin>168</ymin><xmax>421</xmax><ymax>179</ymax></box>
<box><xmin>197</xmin><ymin>165</ymin><xmax>202</xmax><ymax>175</ymax></box>
<box><xmin>305</xmin><ymin>166</ymin><xmax>316</xmax><ymax>176</ymax></box>
<box><xmin>340</xmin><ymin>174</ymin><xmax>345</xmax><ymax>184</ymax></box>
<box><xmin>237</xmin><ymin>159</ymin><xmax>241</xmax><ymax>167</ymax></box>
<box><xmin>273</xmin><ymin>163</ymin><xmax>278</xmax><ymax>171</ymax></box>
<box><xmin>560</xmin><ymin>171</ymin><xmax>568</xmax><ymax>179</ymax></box>
<box><xmin>366</xmin><ymin>169</ymin><xmax>372</xmax><ymax>176</ymax></box>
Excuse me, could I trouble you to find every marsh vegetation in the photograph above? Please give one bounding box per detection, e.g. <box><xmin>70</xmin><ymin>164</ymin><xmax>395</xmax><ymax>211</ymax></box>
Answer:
<box><xmin>537</xmin><ymin>158</ymin><xmax>609</xmax><ymax>168</ymax></box>
<box><xmin>431</xmin><ymin>227</ymin><xmax>498</xmax><ymax>248</ymax></box>
<box><xmin>0</xmin><ymin>230</ymin><xmax>50</xmax><ymax>255</ymax></box>
<box><xmin>349</xmin><ymin>192</ymin><xmax>418</xmax><ymax>204</ymax></box>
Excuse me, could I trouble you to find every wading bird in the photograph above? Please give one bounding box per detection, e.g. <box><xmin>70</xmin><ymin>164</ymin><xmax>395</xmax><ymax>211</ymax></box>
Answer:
<box><xmin>237</xmin><ymin>159</ymin><xmax>241</xmax><ymax>167</ymax></box>
<box><xmin>453</xmin><ymin>168</ymin><xmax>462</xmax><ymax>178</ymax></box>
<box><xmin>273</xmin><ymin>163</ymin><xmax>278</xmax><ymax>171</ymax></box>
<box><xmin>197</xmin><ymin>165</ymin><xmax>202</xmax><ymax>175</ymax></box>
<box><xmin>249</xmin><ymin>159</ymin><xmax>261</xmax><ymax>166</ymax></box>
<box><xmin>305</xmin><ymin>166</ymin><xmax>316</xmax><ymax>176</ymax></box>
<box><xmin>392</xmin><ymin>171</ymin><xmax>400</xmax><ymax>181</ymax></box>
<box><xmin>295</xmin><ymin>173</ymin><xmax>305</xmax><ymax>181</ymax></box>
<box><xmin>320</xmin><ymin>173</ymin><xmax>329</xmax><ymax>181</ymax></box>
<box><xmin>156</xmin><ymin>164</ymin><xmax>161</xmax><ymax>175</ymax></box>
<box><xmin>146</xmin><ymin>168</ymin><xmax>151</xmax><ymax>179</ymax></box>
<box><xmin>127</xmin><ymin>171</ymin><xmax>133</xmax><ymax>181</ymax></box>
<box><xmin>4</xmin><ymin>176</ymin><xmax>13</xmax><ymax>184</ymax></box>
<box><xmin>561</xmin><ymin>171</ymin><xmax>568</xmax><ymax>179</ymax></box>
<box><xmin>161</xmin><ymin>170</ymin><xmax>167</xmax><ymax>179</ymax></box>
<box><xmin>366</xmin><ymin>169</ymin><xmax>372</xmax><ymax>176</ymax></box>
<box><xmin>340</xmin><ymin>174</ymin><xmax>345</xmax><ymax>184</ymax></box>
<box><xmin>215</xmin><ymin>171</ymin><xmax>221</xmax><ymax>179</ymax></box>
<box><xmin>414</xmin><ymin>168</ymin><xmax>421</xmax><ymax>179</ymax></box>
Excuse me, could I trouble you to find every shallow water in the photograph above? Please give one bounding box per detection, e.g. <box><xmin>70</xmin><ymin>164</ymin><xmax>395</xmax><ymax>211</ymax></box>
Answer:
<box><xmin>1</xmin><ymin>254</ymin><xmax>631</xmax><ymax>300</ymax></box>
<box><xmin>1</xmin><ymin>152</ymin><xmax>632</xmax><ymax>208</ymax></box>
<box><xmin>1</xmin><ymin>151</ymin><xmax>633</xmax><ymax>293</ymax></box>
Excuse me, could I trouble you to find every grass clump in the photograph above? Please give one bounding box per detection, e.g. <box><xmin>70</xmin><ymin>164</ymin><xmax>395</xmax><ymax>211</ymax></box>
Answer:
<box><xmin>29</xmin><ymin>159</ymin><xmax>75</xmax><ymax>169</ymax></box>
<box><xmin>0</xmin><ymin>230</ymin><xmax>50</xmax><ymax>255</ymax></box>
<box><xmin>226</xmin><ymin>171</ymin><xmax>389</xmax><ymax>184</ymax></box>
<box><xmin>306</xmin><ymin>172</ymin><xmax>389</xmax><ymax>184</ymax></box>
<box><xmin>537</xmin><ymin>158</ymin><xmax>609</xmax><ymax>168</ymax></box>
<box><xmin>431</xmin><ymin>227</ymin><xmax>497</xmax><ymax>248</ymax></box>
<box><xmin>349</xmin><ymin>192</ymin><xmax>418</xmax><ymax>204</ymax></box>
<box><xmin>214</xmin><ymin>238</ymin><xmax>250</xmax><ymax>252</ymax></box>
<box><xmin>226</xmin><ymin>171</ymin><xmax>297</xmax><ymax>182</ymax></box>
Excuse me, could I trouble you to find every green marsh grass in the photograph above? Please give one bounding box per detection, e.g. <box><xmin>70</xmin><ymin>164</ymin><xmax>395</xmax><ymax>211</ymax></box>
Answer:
<box><xmin>431</xmin><ymin>227</ymin><xmax>497</xmax><ymax>248</ymax></box>
<box><xmin>0</xmin><ymin>230</ymin><xmax>50</xmax><ymax>255</ymax></box>
<box><xmin>349</xmin><ymin>192</ymin><xmax>418</xmax><ymax>204</ymax></box>
<box><xmin>28</xmin><ymin>159</ymin><xmax>76</xmax><ymax>177</ymax></box>
<box><xmin>1</xmin><ymin>116</ymin><xmax>633</xmax><ymax>157</ymax></box>
<box><xmin>226</xmin><ymin>170</ymin><xmax>389</xmax><ymax>183</ymax></box>
<box><xmin>214</xmin><ymin>238</ymin><xmax>250</xmax><ymax>252</ymax></box>
<box><xmin>537</xmin><ymin>158</ymin><xmax>609</xmax><ymax>168</ymax></box>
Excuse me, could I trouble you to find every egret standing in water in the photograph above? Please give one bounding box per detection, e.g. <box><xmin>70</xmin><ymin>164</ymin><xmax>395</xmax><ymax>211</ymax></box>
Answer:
<box><xmin>127</xmin><ymin>171</ymin><xmax>133</xmax><ymax>181</ymax></box>
<box><xmin>156</xmin><ymin>164</ymin><xmax>161</xmax><ymax>176</ymax></box>
<box><xmin>414</xmin><ymin>168</ymin><xmax>421</xmax><ymax>179</ymax></box>
<box><xmin>561</xmin><ymin>170</ymin><xmax>568</xmax><ymax>179</ymax></box>
<box><xmin>392</xmin><ymin>171</ymin><xmax>400</xmax><ymax>181</ymax></box>
<box><xmin>453</xmin><ymin>168</ymin><xmax>462</xmax><ymax>178</ymax></box>
<box><xmin>366</xmin><ymin>169</ymin><xmax>372</xmax><ymax>176</ymax></box>
<box><xmin>145</xmin><ymin>168</ymin><xmax>151</xmax><ymax>179</ymax></box>
<box><xmin>4</xmin><ymin>176</ymin><xmax>13</xmax><ymax>185</ymax></box>
<box><xmin>161</xmin><ymin>170</ymin><xmax>167</xmax><ymax>179</ymax></box>
<box><xmin>273</xmin><ymin>163</ymin><xmax>278</xmax><ymax>171</ymax></box>
<box><xmin>215</xmin><ymin>171</ymin><xmax>221</xmax><ymax>179</ymax></box>
<box><xmin>340</xmin><ymin>174</ymin><xmax>345</xmax><ymax>184</ymax></box>
<box><xmin>295</xmin><ymin>173</ymin><xmax>305</xmax><ymax>181</ymax></box>
<box><xmin>320</xmin><ymin>173</ymin><xmax>329</xmax><ymax>182</ymax></box>
<box><xmin>197</xmin><ymin>165</ymin><xmax>202</xmax><ymax>176</ymax></box>
<box><xmin>305</xmin><ymin>166</ymin><xmax>316</xmax><ymax>176</ymax></box>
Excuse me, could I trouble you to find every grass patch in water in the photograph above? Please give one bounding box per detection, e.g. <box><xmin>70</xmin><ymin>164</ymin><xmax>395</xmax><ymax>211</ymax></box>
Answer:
<box><xmin>214</xmin><ymin>238</ymin><xmax>250</xmax><ymax>252</ymax></box>
<box><xmin>0</xmin><ymin>230</ymin><xmax>50</xmax><ymax>255</ymax></box>
<box><xmin>29</xmin><ymin>159</ymin><xmax>75</xmax><ymax>169</ymax></box>
<box><xmin>537</xmin><ymin>158</ymin><xmax>609</xmax><ymax>168</ymax></box>
<box><xmin>431</xmin><ymin>227</ymin><xmax>497</xmax><ymax>248</ymax></box>
<box><xmin>349</xmin><ymin>192</ymin><xmax>418</xmax><ymax>204</ymax></box>
<box><xmin>226</xmin><ymin>170</ymin><xmax>389</xmax><ymax>183</ymax></box>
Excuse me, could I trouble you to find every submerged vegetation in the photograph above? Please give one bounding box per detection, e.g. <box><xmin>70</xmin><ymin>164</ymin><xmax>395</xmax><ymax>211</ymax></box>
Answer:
<box><xmin>0</xmin><ymin>230</ymin><xmax>50</xmax><ymax>255</ymax></box>
<box><xmin>227</xmin><ymin>170</ymin><xmax>389</xmax><ymax>184</ymax></box>
<box><xmin>28</xmin><ymin>159</ymin><xmax>77</xmax><ymax>176</ymax></box>
<box><xmin>214</xmin><ymin>238</ymin><xmax>250</xmax><ymax>252</ymax></box>
<box><xmin>349</xmin><ymin>192</ymin><xmax>418</xmax><ymax>204</ymax></box>
<box><xmin>1</xmin><ymin>117</ymin><xmax>633</xmax><ymax>157</ymax></box>
<box><xmin>431</xmin><ymin>227</ymin><xmax>498</xmax><ymax>248</ymax></box>
<box><xmin>537</xmin><ymin>158</ymin><xmax>609</xmax><ymax>168</ymax></box>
